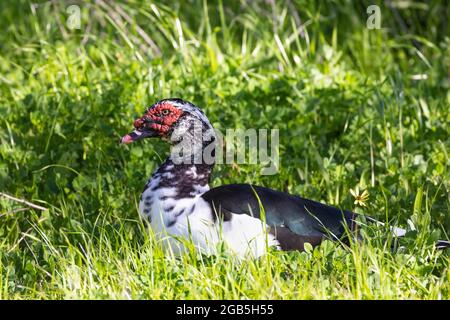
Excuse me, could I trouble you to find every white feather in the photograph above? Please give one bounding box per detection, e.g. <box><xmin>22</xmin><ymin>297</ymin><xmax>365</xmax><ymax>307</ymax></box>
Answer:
<box><xmin>140</xmin><ymin>185</ymin><xmax>277</xmax><ymax>258</ymax></box>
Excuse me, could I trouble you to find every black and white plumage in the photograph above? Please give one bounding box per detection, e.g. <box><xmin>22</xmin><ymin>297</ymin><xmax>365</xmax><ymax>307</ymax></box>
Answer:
<box><xmin>121</xmin><ymin>98</ymin><xmax>449</xmax><ymax>258</ymax></box>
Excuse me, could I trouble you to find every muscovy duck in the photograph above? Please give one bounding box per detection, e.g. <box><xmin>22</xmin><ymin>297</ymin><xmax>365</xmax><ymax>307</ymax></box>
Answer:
<box><xmin>121</xmin><ymin>98</ymin><xmax>449</xmax><ymax>257</ymax></box>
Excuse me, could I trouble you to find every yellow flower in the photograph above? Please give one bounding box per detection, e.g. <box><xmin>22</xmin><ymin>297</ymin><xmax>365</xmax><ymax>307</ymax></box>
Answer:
<box><xmin>350</xmin><ymin>187</ymin><xmax>369</xmax><ymax>207</ymax></box>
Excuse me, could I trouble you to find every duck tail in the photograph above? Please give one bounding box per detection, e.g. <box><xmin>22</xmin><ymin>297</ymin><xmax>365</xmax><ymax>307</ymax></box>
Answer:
<box><xmin>361</xmin><ymin>216</ymin><xmax>449</xmax><ymax>250</ymax></box>
<box><xmin>436</xmin><ymin>240</ymin><xmax>450</xmax><ymax>250</ymax></box>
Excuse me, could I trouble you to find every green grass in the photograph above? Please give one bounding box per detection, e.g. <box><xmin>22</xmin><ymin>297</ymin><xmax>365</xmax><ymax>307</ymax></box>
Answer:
<box><xmin>0</xmin><ymin>0</ymin><xmax>449</xmax><ymax>299</ymax></box>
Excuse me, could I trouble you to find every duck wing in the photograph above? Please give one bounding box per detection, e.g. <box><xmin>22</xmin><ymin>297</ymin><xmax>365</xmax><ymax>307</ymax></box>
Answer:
<box><xmin>201</xmin><ymin>183</ymin><xmax>357</xmax><ymax>250</ymax></box>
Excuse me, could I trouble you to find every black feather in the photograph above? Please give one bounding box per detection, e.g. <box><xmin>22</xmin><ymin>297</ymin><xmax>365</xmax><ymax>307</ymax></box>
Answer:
<box><xmin>202</xmin><ymin>184</ymin><xmax>357</xmax><ymax>250</ymax></box>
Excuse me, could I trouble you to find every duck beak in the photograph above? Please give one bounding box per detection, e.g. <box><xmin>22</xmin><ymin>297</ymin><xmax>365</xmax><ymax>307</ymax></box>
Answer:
<box><xmin>121</xmin><ymin>129</ymin><xmax>158</xmax><ymax>144</ymax></box>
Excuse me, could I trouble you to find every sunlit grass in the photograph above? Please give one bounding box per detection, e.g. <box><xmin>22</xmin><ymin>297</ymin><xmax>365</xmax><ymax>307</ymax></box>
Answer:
<box><xmin>0</xmin><ymin>0</ymin><xmax>448</xmax><ymax>299</ymax></box>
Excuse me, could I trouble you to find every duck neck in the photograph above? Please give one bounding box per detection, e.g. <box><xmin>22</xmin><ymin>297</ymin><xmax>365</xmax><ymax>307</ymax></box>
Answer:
<box><xmin>148</xmin><ymin>132</ymin><xmax>217</xmax><ymax>199</ymax></box>
<box><xmin>147</xmin><ymin>111</ymin><xmax>219</xmax><ymax>198</ymax></box>
<box><xmin>149</xmin><ymin>157</ymin><xmax>214</xmax><ymax>199</ymax></box>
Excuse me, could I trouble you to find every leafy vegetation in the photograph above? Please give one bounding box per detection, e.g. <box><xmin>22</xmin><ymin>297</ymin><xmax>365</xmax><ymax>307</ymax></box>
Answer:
<box><xmin>0</xmin><ymin>0</ymin><xmax>449</xmax><ymax>299</ymax></box>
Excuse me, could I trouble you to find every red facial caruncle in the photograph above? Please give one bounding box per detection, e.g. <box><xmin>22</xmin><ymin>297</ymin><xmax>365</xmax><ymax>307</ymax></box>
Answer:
<box><xmin>134</xmin><ymin>102</ymin><xmax>183</xmax><ymax>136</ymax></box>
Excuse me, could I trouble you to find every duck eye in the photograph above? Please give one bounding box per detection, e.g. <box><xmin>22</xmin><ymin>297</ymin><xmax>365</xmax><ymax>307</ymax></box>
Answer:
<box><xmin>161</xmin><ymin>109</ymin><xmax>170</xmax><ymax>116</ymax></box>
